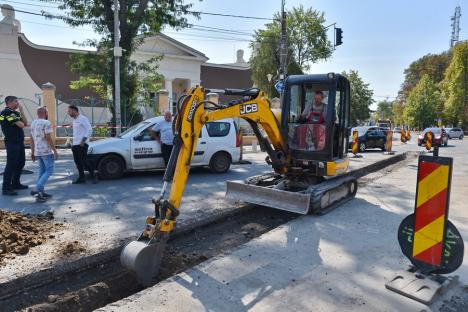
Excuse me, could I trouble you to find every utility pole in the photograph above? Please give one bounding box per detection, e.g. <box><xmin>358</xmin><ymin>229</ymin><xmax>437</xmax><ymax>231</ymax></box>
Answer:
<box><xmin>450</xmin><ymin>6</ymin><xmax>461</xmax><ymax>48</ymax></box>
<box><xmin>279</xmin><ymin>0</ymin><xmax>287</xmax><ymax>80</ymax></box>
<box><xmin>114</xmin><ymin>0</ymin><xmax>122</xmax><ymax>135</ymax></box>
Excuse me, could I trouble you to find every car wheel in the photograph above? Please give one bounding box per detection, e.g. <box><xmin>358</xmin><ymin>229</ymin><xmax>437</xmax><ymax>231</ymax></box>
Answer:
<box><xmin>460</xmin><ymin>135</ymin><xmax>464</xmax><ymax>140</ymax></box>
<box><xmin>209</xmin><ymin>152</ymin><xmax>231</xmax><ymax>173</ymax></box>
<box><xmin>98</xmin><ymin>154</ymin><xmax>125</xmax><ymax>179</ymax></box>
<box><xmin>359</xmin><ymin>142</ymin><xmax>366</xmax><ymax>153</ymax></box>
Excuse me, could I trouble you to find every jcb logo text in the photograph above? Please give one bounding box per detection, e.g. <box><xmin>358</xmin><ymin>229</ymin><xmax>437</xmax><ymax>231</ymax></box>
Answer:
<box><xmin>240</xmin><ymin>103</ymin><xmax>258</xmax><ymax>115</ymax></box>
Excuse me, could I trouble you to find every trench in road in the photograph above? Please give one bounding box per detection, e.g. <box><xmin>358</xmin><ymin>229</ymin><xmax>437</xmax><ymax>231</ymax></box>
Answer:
<box><xmin>1</xmin><ymin>154</ymin><xmax>415</xmax><ymax>312</ymax></box>
<box><xmin>2</xmin><ymin>206</ymin><xmax>298</xmax><ymax>312</ymax></box>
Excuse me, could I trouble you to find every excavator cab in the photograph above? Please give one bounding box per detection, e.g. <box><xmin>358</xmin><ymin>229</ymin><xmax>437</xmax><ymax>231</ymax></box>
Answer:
<box><xmin>282</xmin><ymin>73</ymin><xmax>351</xmax><ymax>177</ymax></box>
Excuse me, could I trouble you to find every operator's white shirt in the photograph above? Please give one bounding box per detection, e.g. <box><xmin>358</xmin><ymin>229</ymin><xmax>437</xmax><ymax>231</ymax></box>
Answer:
<box><xmin>72</xmin><ymin>114</ymin><xmax>92</xmax><ymax>146</ymax></box>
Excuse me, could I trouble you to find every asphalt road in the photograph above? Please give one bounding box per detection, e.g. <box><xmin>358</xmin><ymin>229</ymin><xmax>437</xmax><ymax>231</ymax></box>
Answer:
<box><xmin>101</xmin><ymin>137</ymin><xmax>468</xmax><ymax>312</ymax></box>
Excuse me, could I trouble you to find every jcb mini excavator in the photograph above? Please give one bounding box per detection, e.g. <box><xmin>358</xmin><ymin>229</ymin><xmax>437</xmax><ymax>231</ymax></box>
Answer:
<box><xmin>121</xmin><ymin>73</ymin><xmax>357</xmax><ymax>285</ymax></box>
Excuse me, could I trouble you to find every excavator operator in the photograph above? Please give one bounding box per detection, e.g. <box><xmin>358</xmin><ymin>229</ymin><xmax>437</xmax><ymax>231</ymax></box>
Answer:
<box><xmin>295</xmin><ymin>90</ymin><xmax>327</xmax><ymax>151</ymax></box>
<box><xmin>300</xmin><ymin>90</ymin><xmax>328</xmax><ymax>124</ymax></box>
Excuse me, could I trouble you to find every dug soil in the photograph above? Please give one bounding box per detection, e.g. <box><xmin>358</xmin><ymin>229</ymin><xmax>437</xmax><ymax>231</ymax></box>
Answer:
<box><xmin>0</xmin><ymin>209</ymin><xmax>62</xmax><ymax>265</ymax></box>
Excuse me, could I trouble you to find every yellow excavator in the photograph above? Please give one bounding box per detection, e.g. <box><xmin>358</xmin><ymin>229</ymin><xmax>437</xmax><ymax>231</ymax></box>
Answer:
<box><xmin>121</xmin><ymin>73</ymin><xmax>357</xmax><ymax>285</ymax></box>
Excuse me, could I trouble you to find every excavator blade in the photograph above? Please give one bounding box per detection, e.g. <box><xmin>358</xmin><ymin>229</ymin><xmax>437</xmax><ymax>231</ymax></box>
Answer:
<box><xmin>226</xmin><ymin>181</ymin><xmax>311</xmax><ymax>214</ymax></box>
<box><xmin>120</xmin><ymin>236</ymin><xmax>168</xmax><ymax>286</ymax></box>
<box><xmin>226</xmin><ymin>175</ymin><xmax>357</xmax><ymax>215</ymax></box>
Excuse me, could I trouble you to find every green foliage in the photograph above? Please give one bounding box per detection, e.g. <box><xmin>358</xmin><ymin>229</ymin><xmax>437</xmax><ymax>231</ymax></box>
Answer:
<box><xmin>249</xmin><ymin>5</ymin><xmax>332</xmax><ymax>97</ymax></box>
<box><xmin>404</xmin><ymin>74</ymin><xmax>442</xmax><ymax>129</ymax></box>
<box><xmin>341</xmin><ymin>70</ymin><xmax>374</xmax><ymax>125</ymax></box>
<box><xmin>94</xmin><ymin>126</ymin><xmax>110</xmax><ymax>137</ymax></box>
<box><xmin>392</xmin><ymin>101</ymin><xmax>405</xmax><ymax>126</ymax></box>
<box><xmin>441</xmin><ymin>42</ymin><xmax>468</xmax><ymax>127</ymax></box>
<box><xmin>43</xmin><ymin>0</ymin><xmax>195</xmax><ymax>126</ymax></box>
<box><xmin>376</xmin><ymin>100</ymin><xmax>393</xmax><ymax>121</ymax></box>
<box><xmin>398</xmin><ymin>52</ymin><xmax>451</xmax><ymax>102</ymax></box>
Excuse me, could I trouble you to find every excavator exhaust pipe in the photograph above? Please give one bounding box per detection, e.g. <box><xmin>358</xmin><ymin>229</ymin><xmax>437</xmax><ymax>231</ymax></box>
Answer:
<box><xmin>226</xmin><ymin>181</ymin><xmax>311</xmax><ymax>214</ymax></box>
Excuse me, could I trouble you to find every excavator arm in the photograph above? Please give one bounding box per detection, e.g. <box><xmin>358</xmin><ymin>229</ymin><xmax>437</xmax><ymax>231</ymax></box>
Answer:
<box><xmin>120</xmin><ymin>86</ymin><xmax>289</xmax><ymax>285</ymax></box>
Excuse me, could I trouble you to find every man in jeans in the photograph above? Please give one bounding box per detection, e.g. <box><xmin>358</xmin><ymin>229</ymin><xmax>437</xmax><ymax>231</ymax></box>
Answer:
<box><xmin>68</xmin><ymin>105</ymin><xmax>96</xmax><ymax>184</ymax></box>
<box><xmin>0</xmin><ymin>96</ymin><xmax>28</xmax><ymax>195</ymax></box>
<box><xmin>151</xmin><ymin>111</ymin><xmax>174</xmax><ymax>166</ymax></box>
<box><xmin>30</xmin><ymin>107</ymin><xmax>59</xmax><ymax>202</ymax></box>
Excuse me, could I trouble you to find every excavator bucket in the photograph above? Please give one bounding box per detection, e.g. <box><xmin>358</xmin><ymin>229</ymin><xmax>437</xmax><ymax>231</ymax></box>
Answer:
<box><xmin>120</xmin><ymin>236</ymin><xmax>168</xmax><ymax>286</ymax></box>
<box><xmin>226</xmin><ymin>181</ymin><xmax>311</xmax><ymax>214</ymax></box>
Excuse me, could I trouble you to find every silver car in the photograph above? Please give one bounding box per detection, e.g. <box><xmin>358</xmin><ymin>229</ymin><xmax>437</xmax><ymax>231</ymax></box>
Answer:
<box><xmin>446</xmin><ymin>128</ymin><xmax>464</xmax><ymax>140</ymax></box>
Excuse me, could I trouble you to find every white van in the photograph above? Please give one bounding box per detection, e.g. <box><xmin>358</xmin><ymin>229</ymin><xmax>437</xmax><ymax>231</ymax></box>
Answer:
<box><xmin>87</xmin><ymin>117</ymin><xmax>241</xmax><ymax>179</ymax></box>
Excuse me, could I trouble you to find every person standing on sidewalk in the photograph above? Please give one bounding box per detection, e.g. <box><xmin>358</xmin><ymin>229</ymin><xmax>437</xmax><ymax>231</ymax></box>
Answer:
<box><xmin>68</xmin><ymin>105</ymin><xmax>96</xmax><ymax>184</ymax></box>
<box><xmin>0</xmin><ymin>96</ymin><xmax>28</xmax><ymax>196</ymax></box>
<box><xmin>151</xmin><ymin>111</ymin><xmax>174</xmax><ymax>166</ymax></box>
<box><xmin>30</xmin><ymin>107</ymin><xmax>58</xmax><ymax>202</ymax></box>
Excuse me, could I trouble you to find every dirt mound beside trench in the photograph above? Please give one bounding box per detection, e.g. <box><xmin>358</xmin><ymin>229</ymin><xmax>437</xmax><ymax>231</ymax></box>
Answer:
<box><xmin>0</xmin><ymin>209</ymin><xmax>61</xmax><ymax>264</ymax></box>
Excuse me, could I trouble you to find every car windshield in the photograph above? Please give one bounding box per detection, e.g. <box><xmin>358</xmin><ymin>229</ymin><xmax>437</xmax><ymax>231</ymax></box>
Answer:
<box><xmin>119</xmin><ymin>121</ymin><xmax>151</xmax><ymax>138</ymax></box>
<box><xmin>423</xmin><ymin>128</ymin><xmax>441</xmax><ymax>134</ymax></box>
<box><xmin>351</xmin><ymin>127</ymin><xmax>370</xmax><ymax>137</ymax></box>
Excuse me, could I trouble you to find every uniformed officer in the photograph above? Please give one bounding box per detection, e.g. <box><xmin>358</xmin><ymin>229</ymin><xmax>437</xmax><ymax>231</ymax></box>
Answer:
<box><xmin>1</xmin><ymin>96</ymin><xmax>28</xmax><ymax>195</ymax></box>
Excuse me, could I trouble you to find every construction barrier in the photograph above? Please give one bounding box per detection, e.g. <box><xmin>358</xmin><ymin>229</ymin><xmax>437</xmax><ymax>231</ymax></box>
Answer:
<box><xmin>400</xmin><ymin>129</ymin><xmax>407</xmax><ymax>143</ymax></box>
<box><xmin>425</xmin><ymin>131</ymin><xmax>433</xmax><ymax>151</ymax></box>
<box><xmin>385</xmin><ymin>130</ymin><xmax>394</xmax><ymax>154</ymax></box>
<box><xmin>406</xmin><ymin>130</ymin><xmax>412</xmax><ymax>141</ymax></box>
<box><xmin>351</xmin><ymin>129</ymin><xmax>359</xmax><ymax>156</ymax></box>
<box><xmin>397</xmin><ymin>155</ymin><xmax>463</xmax><ymax>274</ymax></box>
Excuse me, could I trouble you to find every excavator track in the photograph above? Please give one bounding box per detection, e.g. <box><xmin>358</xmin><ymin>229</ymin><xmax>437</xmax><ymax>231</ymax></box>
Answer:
<box><xmin>226</xmin><ymin>174</ymin><xmax>357</xmax><ymax>215</ymax></box>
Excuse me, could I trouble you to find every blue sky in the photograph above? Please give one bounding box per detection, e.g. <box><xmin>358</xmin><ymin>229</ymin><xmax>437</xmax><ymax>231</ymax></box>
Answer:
<box><xmin>7</xmin><ymin>0</ymin><xmax>468</xmax><ymax>103</ymax></box>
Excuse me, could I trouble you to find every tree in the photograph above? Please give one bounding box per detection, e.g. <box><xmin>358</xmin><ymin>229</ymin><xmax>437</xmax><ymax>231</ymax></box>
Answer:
<box><xmin>441</xmin><ymin>42</ymin><xmax>468</xmax><ymax>127</ymax></box>
<box><xmin>404</xmin><ymin>74</ymin><xmax>443</xmax><ymax>129</ymax></box>
<box><xmin>398</xmin><ymin>52</ymin><xmax>451</xmax><ymax>102</ymax></box>
<box><xmin>392</xmin><ymin>100</ymin><xmax>405</xmax><ymax>126</ymax></box>
<box><xmin>43</xmin><ymin>0</ymin><xmax>195</xmax><ymax>126</ymax></box>
<box><xmin>250</xmin><ymin>5</ymin><xmax>333</xmax><ymax>97</ymax></box>
<box><xmin>376</xmin><ymin>100</ymin><xmax>393</xmax><ymax>121</ymax></box>
<box><xmin>341</xmin><ymin>70</ymin><xmax>373</xmax><ymax>125</ymax></box>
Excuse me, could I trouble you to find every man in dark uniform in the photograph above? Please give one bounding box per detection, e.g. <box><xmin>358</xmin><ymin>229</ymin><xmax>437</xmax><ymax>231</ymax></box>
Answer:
<box><xmin>1</xmin><ymin>96</ymin><xmax>28</xmax><ymax>195</ymax></box>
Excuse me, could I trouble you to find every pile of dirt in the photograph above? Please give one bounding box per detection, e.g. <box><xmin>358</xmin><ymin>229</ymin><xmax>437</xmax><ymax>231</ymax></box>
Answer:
<box><xmin>0</xmin><ymin>209</ymin><xmax>61</xmax><ymax>264</ymax></box>
<box><xmin>58</xmin><ymin>241</ymin><xmax>86</xmax><ymax>256</ymax></box>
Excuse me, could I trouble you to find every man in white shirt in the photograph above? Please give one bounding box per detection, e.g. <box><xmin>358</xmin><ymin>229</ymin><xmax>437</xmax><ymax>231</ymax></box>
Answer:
<box><xmin>151</xmin><ymin>111</ymin><xmax>174</xmax><ymax>166</ymax></box>
<box><xmin>68</xmin><ymin>105</ymin><xmax>95</xmax><ymax>184</ymax></box>
<box><xmin>30</xmin><ymin>107</ymin><xmax>58</xmax><ymax>202</ymax></box>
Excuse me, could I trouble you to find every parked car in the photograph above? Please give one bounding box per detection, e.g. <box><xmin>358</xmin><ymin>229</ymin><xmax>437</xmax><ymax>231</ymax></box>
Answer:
<box><xmin>87</xmin><ymin>117</ymin><xmax>241</xmax><ymax>179</ymax></box>
<box><xmin>417</xmin><ymin>127</ymin><xmax>448</xmax><ymax>147</ymax></box>
<box><xmin>348</xmin><ymin>126</ymin><xmax>387</xmax><ymax>152</ymax></box>
<box><xmin>446</xmin><ymin>127</ymin><xmax>464</xmax><ymax>140</ymax></box>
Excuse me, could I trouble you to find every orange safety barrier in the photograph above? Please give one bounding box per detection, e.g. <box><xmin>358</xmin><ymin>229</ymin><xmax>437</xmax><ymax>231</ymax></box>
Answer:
<box><xmin>400</xmin><ymin>129</ymin><xmax>407</xmax><ymax>143</ymax></box>
<box><xmin>425</xmin><ymin>131</ymin><xmax>433</xmax><ymax>151</ymax></box>
<box><xmin>406</xmin><ymin>130</ymin><xmax>412</xmax><ymax>141</ymax></box>
<box><xmin>385</xmin><ymin>130</ymin><xmax>393</xmax><ymax>154</ymax></box>
<box><xmin>352</xmin><ymin>129</ymin><xmax>359</xmax><ymax>155</ymax></box>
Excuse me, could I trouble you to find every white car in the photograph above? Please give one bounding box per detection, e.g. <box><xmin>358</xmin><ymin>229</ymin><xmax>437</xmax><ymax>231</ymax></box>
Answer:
<box><xmin>87</xmin><ymin>117</ymin><xmax>241</xmax><ymax>179</ymax></box>
<box><xmin>446</xmin><ymin>127</ymin><xmax>464</xmax><ymax>140</ymax></box>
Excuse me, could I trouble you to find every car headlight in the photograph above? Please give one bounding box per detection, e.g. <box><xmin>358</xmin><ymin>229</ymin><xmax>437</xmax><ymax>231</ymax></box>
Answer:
<box><xmin>87</xmin><ymin>147</ymin><xmax>94</xmax><ymax>154</ymax></box>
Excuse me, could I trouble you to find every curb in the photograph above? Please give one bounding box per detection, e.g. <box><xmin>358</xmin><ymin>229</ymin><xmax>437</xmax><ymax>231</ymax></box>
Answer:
<box><xmin>0</xmin><ymin>152</ymin><xmax>410</xmax><ymax>299</ymax></box>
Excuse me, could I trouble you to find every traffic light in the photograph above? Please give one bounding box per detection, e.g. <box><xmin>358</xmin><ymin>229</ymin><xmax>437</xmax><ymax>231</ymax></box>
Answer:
<box><xmin>335</xmin><ymin>28</ymin><xmax>343</xmax><ymax>46</ymax></box>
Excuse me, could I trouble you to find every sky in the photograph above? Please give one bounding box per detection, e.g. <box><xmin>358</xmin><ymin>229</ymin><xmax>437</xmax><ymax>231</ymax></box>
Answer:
<box><xmin>4</xmin><ymin>0</ymin><xmax>468</xmax><ymax>104</ymax></box>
